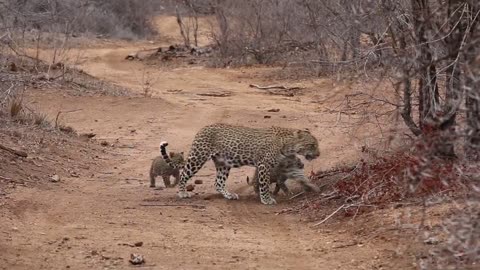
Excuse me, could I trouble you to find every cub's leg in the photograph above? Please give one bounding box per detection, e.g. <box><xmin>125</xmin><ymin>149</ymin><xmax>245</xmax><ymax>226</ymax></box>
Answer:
<box><xmin>171</xmin><ymin>169</ymin><xmax>180</xmax><ymax>187</ymax></box>
<box><xmin>149</xmin><ymin>164</ymin><xmax>156</xmax><ymax>188</ymax></box>
<box><xmin>275</xmin><ymin>176</ymin><xmax>291</xmax><ymax>195</ymax></box>
<box><xmin>272</xmin><ymin>182</ymin><xmax>281</xmax><ymax>195</ymax></box>
<box><xmin>162</xmin><ymin>175</ymin><xmax>172</xmax><ymax>188</ymax></box>
<box><xmin>257</xmin><ymin>164</ymin><xmax>276</xmax><ymax>205</ymax></box>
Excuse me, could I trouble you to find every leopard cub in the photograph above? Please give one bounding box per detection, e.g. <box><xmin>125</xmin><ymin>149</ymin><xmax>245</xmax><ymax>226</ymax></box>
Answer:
<box><xmin>149</xmin><ymin>151</ymin><xmax>184</xmax><ymax>188</ymax></box>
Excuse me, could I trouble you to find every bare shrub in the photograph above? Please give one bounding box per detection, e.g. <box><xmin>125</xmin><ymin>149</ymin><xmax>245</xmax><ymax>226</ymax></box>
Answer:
<box><xmin>9</xmin><ymin>98</ymin><xmax>23</xmax><ymax>118</ymax></box>
<box><xmin>0</xmin><ymin>0</ymin><xmax>158</xmax><ymax>40</ymax></box>
<box><xmin>210</xmin><ymin>0</ymin><xmax>385</xmax><ymax>70</ymax></box>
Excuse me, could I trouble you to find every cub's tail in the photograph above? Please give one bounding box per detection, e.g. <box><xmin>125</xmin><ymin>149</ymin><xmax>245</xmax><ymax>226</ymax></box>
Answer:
<box><xmin>159</xmin><ymin>141</ymin><xmax>180</xmax><ymax>169</ymax></box>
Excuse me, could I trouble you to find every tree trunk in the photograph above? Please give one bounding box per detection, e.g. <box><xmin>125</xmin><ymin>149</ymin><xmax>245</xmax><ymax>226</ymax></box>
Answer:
<box><xmin>465</xmin><ymin>83</ymin><xmax>480</xmax><ymax>160</ymax></box>
<box><xmin>412</xmin><ymin>0</ymin><xmax>455</xmax><ymax>158</ymax></box>
<box><xmin>464</xmin><ymin>3</ymin><xmax>480</xmax><ymax>160</ymax></box>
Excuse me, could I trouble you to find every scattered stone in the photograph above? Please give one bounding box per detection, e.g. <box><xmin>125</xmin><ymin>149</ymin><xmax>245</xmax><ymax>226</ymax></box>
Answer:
<box><xmin>267</xmin><ymin>108</ymin><xmax>280</xmax><ymax>112</ymax></box>
<box><xmin>134</xmin><ymin>241</ymin><xmax>143</xmax><ymax>247</ymax></box>
<box><xmin>100</xmin><ymin>141</ymin><xmax>109</xmax><ymax>147</ymax></box>
<box><xmin>264</xmin><ymin>115</ymin><xmax>271</xmax><ymax>119</ymax></box>
<box><xmin>91</xmin><ymin>250</ymin><xmax>98</xmax><ymax>256</ymax></box>
<box><xmin>218</xmin><ymin>225</ymin><xmax>224</xmax><ymax>229</ymax></box>
<box><xmin>50</xmin><ymin>175</ymin><xmax>60</xmax><ymax>182</ymax></box>
<box><xmin>129</xmin><ymin>254</ymin><xmax>145</xmax><ymax>265</ymax></box>
<box><xmin>424</xmin><ymin>237</ymin><xmax>439</xmax><ymax>245</ymax></box>
<box><xmin>194</xmin><ymin>180</ymin><xmax>203</xmax><ymax>185</ymax></box>
<box><xmin>125</xmin><ymin>53</ymin><xmax>137</xmax><ymax>60</ymax></box>
<box><xmin>12</xmin><ymin>227</ymin><xmax>18</xmax><ymax>231</ymax></box>
<box><xmin>186</xmin><ymin>184</ymin><xmax>195</xmax><ymax>191</ymax></box>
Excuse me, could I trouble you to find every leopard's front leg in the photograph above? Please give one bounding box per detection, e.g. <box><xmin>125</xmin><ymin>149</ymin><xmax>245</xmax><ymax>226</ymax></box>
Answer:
<box><xmin>257</xmin><ymin>164</ymin><xmax>276</xmax><ymax>205</ymax></box>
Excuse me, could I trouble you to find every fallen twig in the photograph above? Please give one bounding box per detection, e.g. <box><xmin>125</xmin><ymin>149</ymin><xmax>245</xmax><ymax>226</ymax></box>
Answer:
<box><xmin>55</xmin><ymin>109</ymin><xmax>82</xmax><ymax>128</ymax></box>
<box><xmin>311</xmin><ymin>165</ymin><xmax>357</xmax><ymax>180</ymax></box>
<box><xmin>0</xmin><ymin>144</ymin><xmax>27</xmax><ymax>157</ymax></box>
<box><xmin>249</xmin><ymin>84</ymin><xmax>303</xmax><ymax>91</ymax></box>
<box><xmin>0</xmin><ymin>175</ymin><xmax>12</xmax><ymax>181</ymax></box>
<box><xmin>196</xmin><ymin>92</ymin><xmax>231</xmax><ymax>97</ymax></box>
<box><xmin>139</xmin><ymin>203</ymin><xmax>206</xmax><ymax>209</ymax></box>
<box><xmin>313</xmin><ymin>204</ymin><xmax>346</xmax><ymax>227</ymax></box>
<box><xmin>333</xmin><ymin>241</ymin><xmax>361</xmax><ymax>249</ymax></box>
<box><xmin>289</xmin><ymin>191</ymin><xmax>305</xmax><ymax>200</ymax></box>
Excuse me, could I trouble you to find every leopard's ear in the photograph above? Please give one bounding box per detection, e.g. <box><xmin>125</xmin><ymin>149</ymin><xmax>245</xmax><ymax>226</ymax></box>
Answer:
<box><xmin>295</xmin><ymin>129</ymin><xmax>311</xmax><ymax>138</ymax></box>
<box><xmin>169</xmin><ymin>152</ymin><xmax>175</xmax><ymax>158</ymax></box>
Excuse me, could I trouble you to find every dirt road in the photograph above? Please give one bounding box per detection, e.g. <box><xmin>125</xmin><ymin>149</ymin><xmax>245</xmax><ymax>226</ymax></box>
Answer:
<box><xmin>1</xmin><ymin>17</ymin><xmax>403</xmax><ymax>270</ymax></box>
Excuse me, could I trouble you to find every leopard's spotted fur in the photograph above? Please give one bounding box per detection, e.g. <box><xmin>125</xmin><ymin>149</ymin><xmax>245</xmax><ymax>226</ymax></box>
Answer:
<box><xmin>159</xmin><ymin>123</ymin><xmax>320</xmax><ymax>205</ymax></box>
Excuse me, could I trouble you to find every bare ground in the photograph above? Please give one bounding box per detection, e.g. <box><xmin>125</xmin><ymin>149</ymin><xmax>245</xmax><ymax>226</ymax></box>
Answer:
<box><xmin>0</xmin><ymin>16</ymin><xmax>430</xmax><ymax>270</ymax></box>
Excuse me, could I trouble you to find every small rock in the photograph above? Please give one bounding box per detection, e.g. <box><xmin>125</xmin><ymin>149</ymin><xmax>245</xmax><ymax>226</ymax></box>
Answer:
<box><xmin>267</xmin><ymin>108</ymin><xmax>280</xmax><ymax>112</ymax></box>
<box><xmin>50</xmin><ymin>175</ymin><xmax>60</xmax><ymax>182</ymax></box>
<box><xmin>129</xmin><ymin>253</ymin><xmax>145</xmax><ymax>265</ymax></box>
<box><xmin>264</xmin><ymin>115</ymin><xmax>271</xmax><ymax>119</ymax></box>
<box><xmin>218</xmin><ymin>225</ymin><xmax>224</xmax><ymax>229</ymax></box>
<box><xmin>134</xmin><ymin>241</ymin><xmax>143</xmax><ymax>247</ymax></box>
<box><xmin>12</xmin><ymin>227</ymin><xmax>18</xmax><ymax>231</ymax></box>
<box><xmin>186</xmin><ymin>184</ymin><xmax>195</xmax><ymax>191</ymax></box>
<box><xmin>91</xmin><ymin>250</ymin><xmax>98</xmax><ymax>256</ymax></box>
<box><xmin>100</xmin><ymin>141</ymin><xmax>109</xmax><ymax>147</ymax></box>
<box><xmin>194</xmin><ymin>180</ymin><xmax>203</xmax><ymax>185</ymax></box>
<box><xmin>424</xmin><ymin>237</ymin><xmax>439</xmax><ymax>245</ymax></box>
<box><xmin>130</xmin><ymin>129</ymin><xmax>136</xmax><ymax>133</ymax></box>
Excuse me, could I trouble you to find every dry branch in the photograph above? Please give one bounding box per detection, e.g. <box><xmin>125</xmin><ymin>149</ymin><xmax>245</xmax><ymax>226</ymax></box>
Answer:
<box><xmin>289</xmin><ymin>191</ymin><xmax>305</xmax><ymax>200</ymax></box>
<box><xmin>312</xmin><ymin>165</ymin><xmax>357</xmax><ymax>180</ymax></box>
<box><xmin>196</xmin><ymin>92</ymin><xmax>232</xmax><ymax>97</ymax></box>
<box><xmin>0</xmin><ymin>175</ymin><xmax>12</xmax><ymax>181</ymax></box>
<box><xmin>248</xmin><ymin>84</ymin><xmax>303</xmax><ymax>91</ymax></box>
<box><xmin>0</xmin><ymin>144</ymin><xmax>27</xmax><ymax>158</ymax></box>
<box><xmin>140</xmin><ymin>203</ymin><xmax>206</xmax><ymax>209</ymax></box>
<box><xmin>313</xmin><ymin>204</ymin><xmax>346</xmax><ymax>227</ymax></box>
<box><xmin>55</xmin><ymin>109</ymin><xmax>82</xmax><ymax>128</ymax></box>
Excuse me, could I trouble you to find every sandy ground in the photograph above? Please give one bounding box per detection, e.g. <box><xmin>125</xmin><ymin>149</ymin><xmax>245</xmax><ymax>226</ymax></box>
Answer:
<box><xmin>0</xmin><ymin>16</ymin><xmax>419</xmax><ymax>270</ymax></box>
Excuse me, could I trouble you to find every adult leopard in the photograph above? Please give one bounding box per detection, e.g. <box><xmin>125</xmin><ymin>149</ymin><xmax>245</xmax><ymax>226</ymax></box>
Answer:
<box><xmin>160</xmin><ymin>123</ymin><xmax>320</xmax><ymax>205</ymax></box>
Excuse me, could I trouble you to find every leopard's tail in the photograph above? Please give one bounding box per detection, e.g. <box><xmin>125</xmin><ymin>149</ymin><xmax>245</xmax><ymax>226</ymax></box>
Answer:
<box><xmin>159</xmin><ymin>141</ymin><xmax>179</xmax><ymax>169</ymax></box>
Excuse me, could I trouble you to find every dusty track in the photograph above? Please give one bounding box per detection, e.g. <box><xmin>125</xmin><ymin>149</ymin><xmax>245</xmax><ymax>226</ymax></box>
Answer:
<box><xmin>1</xmin><ymin>17</ymin><xmax>407</xmax><ymax>270</ymax></box>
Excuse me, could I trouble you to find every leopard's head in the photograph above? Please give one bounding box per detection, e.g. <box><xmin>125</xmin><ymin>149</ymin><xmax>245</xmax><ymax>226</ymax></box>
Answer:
<box><xmin>292</xmin><ymin>129</ymin><xmax>320</xmax><ymax>161</ymax></box>
<box><xmin>170</xmin><ymin>151</ymin><xmax>185</xmax><ymax>166</ymax></box>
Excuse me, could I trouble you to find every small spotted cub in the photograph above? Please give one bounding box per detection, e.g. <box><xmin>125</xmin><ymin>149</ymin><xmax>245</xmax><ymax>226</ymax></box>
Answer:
<box><xmin>149</xmin><ymin>151</ymin><xmax>185</xmax><ymax>188</ymax></box>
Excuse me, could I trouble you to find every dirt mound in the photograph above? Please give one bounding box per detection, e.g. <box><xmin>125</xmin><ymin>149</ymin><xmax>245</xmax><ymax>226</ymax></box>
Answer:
<box><xmin>0</xmin><ymin>120</ymin><xmax>108</xmax><ymax>197</ymax></box>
